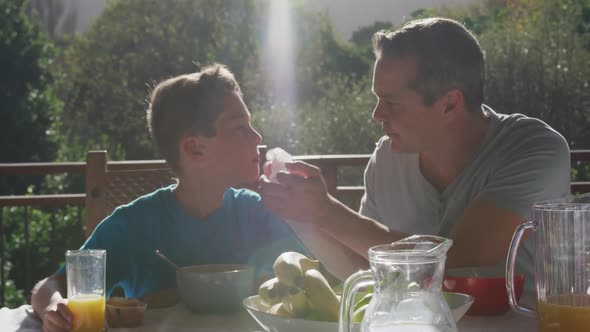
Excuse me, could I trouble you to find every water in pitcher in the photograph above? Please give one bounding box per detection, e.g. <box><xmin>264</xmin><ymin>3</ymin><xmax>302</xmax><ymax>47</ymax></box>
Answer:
<box><xmin>368</xmin><ymin>322</ymin><xmax>454</xmax><ymax>332</ymax></box>
<box><xmin>340</xmin><ymin>235</ymin><xmax>457</xmax><ymax>332</ymax></box>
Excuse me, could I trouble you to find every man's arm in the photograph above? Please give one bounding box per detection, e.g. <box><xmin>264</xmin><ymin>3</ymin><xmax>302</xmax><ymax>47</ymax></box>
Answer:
<box><xmin>31</xmin><ymin>273</ymin><xmax>72</xmax><ymax>332</ymax></box>
<box><xmin>447</xmin><ymin>200</ymin><xmax>528</xmax><ymax>268</ymax></box>
<box><xmin>259</xmin><ymin>163</ymin><xmax>408</xmax><ymax>263</ymax></box>
<box><xmin>259</xmin><ymin>157</ymin><xmax>565</xmax><ymax>271</ymax></box>
<box><xmin>282</xmin><ymin>218</ymin><xmax>369</xmax><ymax>280</ymax></box>
<box><xmin>290</xmin><ymin>184</ymin><xmax>529</xmax><ymax>269</ymax></box>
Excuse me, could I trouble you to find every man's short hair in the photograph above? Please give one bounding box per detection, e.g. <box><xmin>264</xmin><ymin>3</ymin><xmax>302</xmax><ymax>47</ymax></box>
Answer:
<box><xmin>147</xmin><ymin>63</ymin><xmax>241</xmax><ymax>171</ymax></box>
<box><xmin>372</xmin><ymin>17</ymin><xmax>485</xmax><ymax>112</ymax></box>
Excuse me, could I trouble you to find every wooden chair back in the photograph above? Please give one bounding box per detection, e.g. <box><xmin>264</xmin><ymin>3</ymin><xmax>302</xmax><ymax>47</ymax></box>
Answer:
<box><xmin>84</xmin><ymin>147</ymin><xmax>268</xmax><ymax>238</ymax></box>
<box><xmin>84</xmin><ymin>150</ymin><xmax>176</xmax><ymax>238</ymax></box>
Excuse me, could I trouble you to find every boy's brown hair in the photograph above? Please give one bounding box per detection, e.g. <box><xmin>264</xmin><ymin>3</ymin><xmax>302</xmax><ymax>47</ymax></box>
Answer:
<box><xmin>147</xmin><ymin>63</ymin><xmax>242</xmax><ymax>171</ymax></box>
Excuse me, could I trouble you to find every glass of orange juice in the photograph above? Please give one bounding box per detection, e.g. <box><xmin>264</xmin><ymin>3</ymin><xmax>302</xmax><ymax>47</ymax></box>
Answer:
<box><xmin>66</xmin><ymin>249</ymin><xmax>106</xmax><ymax>332</ymax></box>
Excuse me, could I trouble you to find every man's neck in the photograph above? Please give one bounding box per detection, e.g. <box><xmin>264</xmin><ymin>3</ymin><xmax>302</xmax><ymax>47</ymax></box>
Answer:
<box><xmin>419</xmin><ymin>111</ymin><xmax>490</xmax><ymax>192</ymax></box>
<box><xmin>172</xmin><ymin>177</ymin><xmax>227</xmax><ymax>220</ymax></box>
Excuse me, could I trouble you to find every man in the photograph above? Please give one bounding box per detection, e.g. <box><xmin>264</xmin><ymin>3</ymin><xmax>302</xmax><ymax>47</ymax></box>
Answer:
<box><xmin>259</xmin><ymin>17</ymin><xmax>570</xmax><ymax>293</ymax></box>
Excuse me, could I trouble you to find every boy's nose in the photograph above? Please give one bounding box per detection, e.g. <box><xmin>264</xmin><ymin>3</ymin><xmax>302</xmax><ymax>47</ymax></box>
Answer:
<box><xmin>253</xmin><ymin>128</ymin><xmax>263</xmax><ymax>145</ymax></box>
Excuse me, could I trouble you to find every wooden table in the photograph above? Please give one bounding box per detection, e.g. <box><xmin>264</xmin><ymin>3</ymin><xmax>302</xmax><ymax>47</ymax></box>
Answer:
<box><xmin>114</xmin><ymin>303</ymin><xmax>538</xmax><ymax>332</ymax></box>
<box><xmin>1</xmin><ymin>303</ymin><xmax>537</xmax><ymax>332</ymax></box>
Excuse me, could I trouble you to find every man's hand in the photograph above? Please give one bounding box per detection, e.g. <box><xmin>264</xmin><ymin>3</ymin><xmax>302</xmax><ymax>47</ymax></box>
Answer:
<box><xmin>42</xmin><ymin>299</ymin><xmax>72</xmax><ymax>332</ymax></box>
<box><xmin>258</xmin><ymin>161</ymin><xmax>331</xmax><ymax>223</ymax></box>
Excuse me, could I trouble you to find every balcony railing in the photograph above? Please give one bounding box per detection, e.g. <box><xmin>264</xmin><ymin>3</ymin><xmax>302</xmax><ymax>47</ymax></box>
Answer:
<box><xmin>1</xmin><ymin>150</ymin><xmax>589</xmax><ymax>307</ymax></box>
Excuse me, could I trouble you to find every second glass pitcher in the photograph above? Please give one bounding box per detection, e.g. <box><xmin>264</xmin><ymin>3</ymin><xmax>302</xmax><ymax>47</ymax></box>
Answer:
<box><xmin>507</xmin><ymin>193</ymin><xmax>590</xmax><ymax>331</ymax></box>
<box><xmin>339</xmin><ymin>235</ymin><xmax>457</xmax><ymax>332</ymax></box>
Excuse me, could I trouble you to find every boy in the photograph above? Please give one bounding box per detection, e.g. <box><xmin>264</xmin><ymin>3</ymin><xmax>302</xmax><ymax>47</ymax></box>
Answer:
<box><xmin>31</xmin><ymin>64</ymin><xmax>309</xmax><ymax>332</ymax></box>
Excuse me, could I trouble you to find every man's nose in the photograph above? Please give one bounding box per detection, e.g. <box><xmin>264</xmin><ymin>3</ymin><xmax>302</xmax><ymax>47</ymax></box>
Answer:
<box><xmin>372</xmin><ymin>102</ymin><xmax>385</xmax><ymax>122</ymax></box>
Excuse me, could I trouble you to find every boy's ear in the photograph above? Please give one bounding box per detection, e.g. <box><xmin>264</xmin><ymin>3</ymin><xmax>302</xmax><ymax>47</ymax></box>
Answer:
<box><xmin>180</xmin><ymin>136</ymin><xmax>207</xmax><ymax>160</ymax></box>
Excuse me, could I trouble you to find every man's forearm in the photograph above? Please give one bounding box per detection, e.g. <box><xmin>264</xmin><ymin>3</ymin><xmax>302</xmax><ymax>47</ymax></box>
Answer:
<box><xmin>315</xmin><ymin>195</ymin><xmax>408</xmax><ymax>259</ymax></box>
<box><xmin>31</xmin><ymin>275</ymin><xmax>67</xmax><ymax>319</ymax></box>
<box><xmin>284</xmin><ymin>219</ymin><xmax>369</xmax><ymax>281</ymax></box>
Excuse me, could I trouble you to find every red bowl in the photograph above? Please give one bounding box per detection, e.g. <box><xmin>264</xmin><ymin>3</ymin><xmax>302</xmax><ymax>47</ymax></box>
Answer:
<box><xmin>443</xmin><ymin>274</ymin><xmax>524</xmax><ymax>316</ymax></box>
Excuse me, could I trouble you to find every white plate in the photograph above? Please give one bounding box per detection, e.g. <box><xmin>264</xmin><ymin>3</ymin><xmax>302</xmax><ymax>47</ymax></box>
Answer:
<box><xmin>243</xmin><ymin>292</ymin><xmax>474</xmax><ymax>332</ymax></box>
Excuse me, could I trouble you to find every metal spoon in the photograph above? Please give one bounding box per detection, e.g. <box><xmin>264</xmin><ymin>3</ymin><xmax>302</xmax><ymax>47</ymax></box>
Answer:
<box><xmin>155</xmin><ymin>250</ymin><xmax>180</xmax><ymax>271</ymax></box>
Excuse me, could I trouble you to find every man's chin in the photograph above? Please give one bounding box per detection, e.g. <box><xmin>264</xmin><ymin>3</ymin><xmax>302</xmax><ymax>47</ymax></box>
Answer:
<box><xmin>388</xmin><ymin>138</ymin><xmax>402</xmax><ymax>151</ymax></box>
<box><xmin>389</xmin><ymin>139</ymin><xmax>414</xmax><ymax>154</ymax></box>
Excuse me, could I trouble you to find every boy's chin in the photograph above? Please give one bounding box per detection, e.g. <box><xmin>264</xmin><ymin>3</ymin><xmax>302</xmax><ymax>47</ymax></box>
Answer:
<box><xmin>235</xmin><ymin>170</ymin><xmax>260</xmax><ymax>187</ymax></box>
<box><xmin>244</xmin><ymin>172</ymin><xmax>260</xmax><ymax>184</ymax></box>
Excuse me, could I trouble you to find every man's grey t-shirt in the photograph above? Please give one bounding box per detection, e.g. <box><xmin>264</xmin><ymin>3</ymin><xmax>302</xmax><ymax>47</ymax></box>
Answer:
<box><xmin>359</xmin><ymin>106</ymin><xmax>571</xmax><ymax>294</ymax></box>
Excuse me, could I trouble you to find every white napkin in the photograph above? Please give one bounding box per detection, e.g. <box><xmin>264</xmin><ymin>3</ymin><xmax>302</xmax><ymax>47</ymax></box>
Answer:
<box><xmin>0</xmin><ymin>304</ymin><xmax>42</xmax><ymax>332</ymax></box>
<box><xmin>265</xmin><ymin>147</ymin><xmax>293</xmax><ymax>183</ymax></box>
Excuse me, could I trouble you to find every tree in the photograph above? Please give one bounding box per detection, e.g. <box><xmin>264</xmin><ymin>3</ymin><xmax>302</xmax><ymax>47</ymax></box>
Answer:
<box><xmin>55</xmin><ymin>0</ymin><xmax>262</xmax><ymax>161</ymax></box>
<box><xmin>409</xmin><ymin>0</ymin><xmax>511</xmax><ymax>34</ymax></box>
<box><xmin>350</xmin><ymin>21</ymin><xmax>394</xmax><ymax>48</ymax></box>
<box><xmin>396</xmin><ymin>0</ymin><xmax>590</xmax><ymax>149</ymax></box>
<box><xmin>28</xmin><ymin>0</ymin><xmax>78</xmax><ymax>41</ymax></box>
<box><xmin>55</xmin><ymin>0</ymin><xmax>372</xmax><ymax>161</ymax></box>
<box><xmin>0</xmin><ymin>0</ymin><xmax>62</xmax><ymax>307</ymax></box>
<box><xmin>478</xmin><ymin>0</ymin><xmax>590</xmax><ymax>148</ymax></box>
<box><xmin>0</xmin><ymin>0</ymin><xmax>59</xmax><ymax>193</ymax></box>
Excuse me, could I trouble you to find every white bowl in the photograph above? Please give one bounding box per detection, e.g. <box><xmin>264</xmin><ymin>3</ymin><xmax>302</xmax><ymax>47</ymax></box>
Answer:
<box><xmin>243</xmin><ymin>292</ymin><xmax>474</xmax><ymax>332</ymax></box>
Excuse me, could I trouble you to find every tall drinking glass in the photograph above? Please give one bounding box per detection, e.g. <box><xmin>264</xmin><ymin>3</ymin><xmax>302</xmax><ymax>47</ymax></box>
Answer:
<box><xmin>66</xmin><ymin>249</ymin><xmax>106</xmax><ymax>332</ymax></box>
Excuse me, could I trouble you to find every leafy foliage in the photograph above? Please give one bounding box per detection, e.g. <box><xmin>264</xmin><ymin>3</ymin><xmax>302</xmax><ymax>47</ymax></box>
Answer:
<box><xmin>54</xmin><ymin>0</ymin><xmax>370</xmax><ymax>162</ymax></box>
<box><xmin>55</xmin><ymin>0</ymin><xmax>262</xmax><ymax>161</ymax></box>
<box><xmin>410</xmin><ymin>0</ymin><xmax>590</xmax><ymax>148</ymax></box>
<box><xmin>479</xmin><ymin>0</ymin><xmax>590</xmax><ymax>148</ymax></box>
<box><xmin>252</xmin><ymin>73</ymin><xmax>380</xmax><ymax>156</ymax></box>
<box><xmin>0</xmin><ymin>0</ymin><xmax>59</xmax><ymax>194</ymax></box>
<box><xmin>2</xmin><ymin>206</ymin><xmax>84</xmax><ymax>307</ymax></box>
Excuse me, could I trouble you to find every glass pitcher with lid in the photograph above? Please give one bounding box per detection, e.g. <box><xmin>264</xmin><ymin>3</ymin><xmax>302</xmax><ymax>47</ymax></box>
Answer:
<box><xmin>339</xmin><ymin>235</ymin><xmax>457</xmax><ymax>332</ymax></box>
<box><xmin>507</xmin><ymin>193</ymin><xmax>590</xmax><ymax>331</ymax></box>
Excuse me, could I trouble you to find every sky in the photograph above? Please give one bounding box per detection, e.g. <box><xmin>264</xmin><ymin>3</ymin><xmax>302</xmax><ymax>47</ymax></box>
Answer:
<box><xmin>63</xmin><ymin>0</ymin><xmax>481</xmax><ymax>39</ymax></box>
<box><xmin>301</xmin><ymin>0</ymin><xmax>482</xmax><ymax>40</ymax></box>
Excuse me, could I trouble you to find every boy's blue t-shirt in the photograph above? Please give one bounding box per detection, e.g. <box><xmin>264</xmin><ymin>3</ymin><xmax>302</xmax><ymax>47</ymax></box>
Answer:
<box><xmin>57</xmin><ymin>186</ymin><xmax>309</xmax><ymax>298</ymax></box>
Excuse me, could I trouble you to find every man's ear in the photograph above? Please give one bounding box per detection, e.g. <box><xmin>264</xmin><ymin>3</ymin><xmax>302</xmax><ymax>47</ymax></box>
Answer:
<box><xmin>441</xmin><ymin>88</ymin><xmax>464</xmax><ymax>116</ymax></box>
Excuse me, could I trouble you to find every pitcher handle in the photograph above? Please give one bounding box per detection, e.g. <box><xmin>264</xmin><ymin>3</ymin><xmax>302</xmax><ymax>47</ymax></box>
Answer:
<box><xmin>339</xmin><ymin>269</ymin><xmax>373</xmax><ymax>332</ymax></box>
<box><xmin>506</xmin><ymin>221</ymin><xmax>536</xmax><ymax>318</ymax></box>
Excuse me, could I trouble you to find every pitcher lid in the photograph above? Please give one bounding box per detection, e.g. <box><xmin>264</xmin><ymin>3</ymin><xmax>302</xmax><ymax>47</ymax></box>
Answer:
<box><xmin>533</xmin><ymin>193</ymin><xmax>590</xmax><ymax>211</ymax></box>
<box><xmin>369</xmin><ymin>235</ymin><xmax>453</xmax><ymax>264</ymax></box>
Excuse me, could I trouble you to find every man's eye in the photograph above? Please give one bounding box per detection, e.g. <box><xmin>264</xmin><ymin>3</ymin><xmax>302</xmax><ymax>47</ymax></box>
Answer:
<box><xmin>383</xmin><ymin>100</ymin><xmax>396</xmax><ymax>108</ymax></box>
<box><xmin>387</xmin><ymin>102</ymin><xmax>403</xmax><ymax>112</ymax></box>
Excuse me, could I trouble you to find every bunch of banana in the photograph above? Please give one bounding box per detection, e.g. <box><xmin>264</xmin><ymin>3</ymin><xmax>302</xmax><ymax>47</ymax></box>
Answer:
<box><xmin>258</xmin><ymin>277</ymin><xmax>287</xmax><ymax>306</ymax></box>
<box><xmin>258</xmin><ymin>252</ymin><xmax>341</xmax><ymax>322</ymax></box>
<box><xmin>303</xmin><ymin>268</ymin><xmax>340</xmax><ymax>321</ymax></box>
<box><xmin>273</xmin><ymin>251</ymin><xmax>320</xmax><ymax>288</ymax></box>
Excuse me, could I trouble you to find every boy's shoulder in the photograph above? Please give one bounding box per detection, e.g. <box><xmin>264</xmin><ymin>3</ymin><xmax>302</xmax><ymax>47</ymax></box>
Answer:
<box><xmin>224</xmin><ymin>187</ymin><xmax>263</xmax><ymax>208</ymax></box>
<box><xmin>110</xmin><ymin>185</ymin><xmax>174</xmax><ymax>218</ymax></box>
